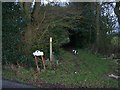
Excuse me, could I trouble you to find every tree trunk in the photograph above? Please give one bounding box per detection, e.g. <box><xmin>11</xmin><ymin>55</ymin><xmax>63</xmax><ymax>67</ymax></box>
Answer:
<box><xmin>114</xmin><ymin>1</ymin><xmax>120</xmax><ymax>24</ymax></box>
<box><xmin>96</xmin><ymin>2</ymin><xmax>100</xmax><ymax>52</ymax></box>
<box><xmin>114</xmin><ymin>1</ymin><xmax>120</xmax><ymax>58</ymax></box>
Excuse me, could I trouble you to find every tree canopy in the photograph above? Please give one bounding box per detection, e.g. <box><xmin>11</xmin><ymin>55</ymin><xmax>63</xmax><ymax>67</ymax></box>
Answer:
<box><xmin>2</xmin><ymin>2</ymin><xmax>120</xmax><ymax>65</ymax></box>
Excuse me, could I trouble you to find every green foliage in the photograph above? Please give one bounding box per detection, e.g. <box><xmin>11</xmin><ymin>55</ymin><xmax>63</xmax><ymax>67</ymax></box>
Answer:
<box><xmin>111</xmin><ymin>36</ymin><xmax>120</xmax><ymax>48</ymax></box>
<box><xmin>2</xmin><ymin>3</ymin><xmax>26</xmax><ymax>64</ymax></box>
<box><xmin>2</xmin><ymin>2</ymin><xmax>118</xmax><ymax>66</ymax></box>
<box><xmin>49</xmin><ymin>26</ymin><xmax>70</xmax><ymax>47</ymax></box>
<box><xmin>97</xmin><ymin>2</ymin><xmax>118</xmax><ymax>54</ymax></box>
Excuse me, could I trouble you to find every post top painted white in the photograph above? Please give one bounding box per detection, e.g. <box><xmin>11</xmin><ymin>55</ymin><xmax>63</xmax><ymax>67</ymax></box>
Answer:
<box><xmin>50</xmin><ymin>37</ymin><xmax>52</xmax><ymax>42</ymax></box>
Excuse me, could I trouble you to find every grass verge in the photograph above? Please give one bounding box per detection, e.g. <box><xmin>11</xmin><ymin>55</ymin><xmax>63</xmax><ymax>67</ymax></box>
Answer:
<box><xmin>2</xmin><ymin>49</ymin><xmax>119</xmax><ymax>88</ymax></box>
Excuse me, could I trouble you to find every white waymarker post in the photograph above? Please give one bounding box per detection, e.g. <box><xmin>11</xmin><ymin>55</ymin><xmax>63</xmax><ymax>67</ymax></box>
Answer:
<box><xmin>50</xmin><ymin>37</ymin><xmax>52</xmax><ymax>62</ymax></box>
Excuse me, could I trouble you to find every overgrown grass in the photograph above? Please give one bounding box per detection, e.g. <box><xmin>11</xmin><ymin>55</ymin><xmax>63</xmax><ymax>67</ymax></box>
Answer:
<box><xmin>2</xmin><ymin>49</ymin><xmax>119</xmax><ymax>88</ymax></box>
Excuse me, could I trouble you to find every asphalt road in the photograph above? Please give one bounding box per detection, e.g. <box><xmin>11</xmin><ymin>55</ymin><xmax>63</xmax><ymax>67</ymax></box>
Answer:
<box><xmin>1</xmin><ymin>79</ymin><xmax>37</xmax><ymax>88</ymax></box>
<box><xmin>1</xmin><ymin>79</ymin><xmax>67</xmax><ymax>88</ymax></box>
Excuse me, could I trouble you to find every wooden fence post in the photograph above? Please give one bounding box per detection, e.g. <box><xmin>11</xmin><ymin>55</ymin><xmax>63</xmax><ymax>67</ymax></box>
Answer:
<box><xmin>50</xmin><ymin>37</ymin><xmax>52</xmax><ymax>62</ymax></box>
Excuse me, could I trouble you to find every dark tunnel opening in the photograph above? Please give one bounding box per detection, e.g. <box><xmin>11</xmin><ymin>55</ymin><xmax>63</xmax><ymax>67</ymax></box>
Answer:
<box><xmin>61</xmin><ymin>30</ymin><xmax>83</xmax><ymax>51</ymax></box>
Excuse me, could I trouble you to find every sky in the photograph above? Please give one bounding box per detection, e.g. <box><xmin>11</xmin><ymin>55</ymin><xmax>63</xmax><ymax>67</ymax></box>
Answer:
<box><xmin>101</xmin><ymin>3</ymin><xmax>119</xmax><ymax>30</ymax></box>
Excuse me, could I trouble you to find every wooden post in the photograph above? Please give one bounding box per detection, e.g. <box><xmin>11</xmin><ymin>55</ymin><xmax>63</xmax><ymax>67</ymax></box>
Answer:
<box><xmin>41</xmin><ymin>56</ymin><xmax>46</xmax><ymax>69</ymax></box>
<box><xmin>35</xmin><ymin>56</ymin><xmax>40</xmax><ymax>73</ymax></box>
<box><xmin>50</xmin><ymin>37</ymin><xmax>52</xmax><ymax>62</ymax></box>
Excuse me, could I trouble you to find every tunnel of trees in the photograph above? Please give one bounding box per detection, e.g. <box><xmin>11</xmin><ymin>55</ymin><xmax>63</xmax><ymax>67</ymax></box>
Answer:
<box><xmin>2</xmin><ymin>1</ymin><xmax>120</xmax><ymax>66</ymax></box>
